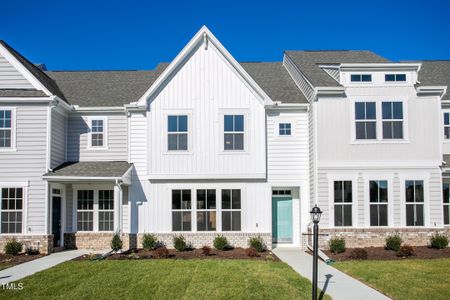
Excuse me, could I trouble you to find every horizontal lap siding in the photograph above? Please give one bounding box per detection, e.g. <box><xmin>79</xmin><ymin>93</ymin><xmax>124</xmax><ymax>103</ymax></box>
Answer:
<box><xmin>51</xmin><ymin>109</ymin><xmax>66</xmax><ymax>168</ymax></box>
<box><xmin>67</xmin><ymin>114</ymin><xmax>128</xmax><ymax>161</ymax></box>
<box><xmin>0</xmin><ymin>55</ymin><xmax>34</xmax><ymax>89</ymax></box>
<box><xmin>0</xmin><ymin>105</ymin><xmax>48</xmax><ymax>233</ymax></box>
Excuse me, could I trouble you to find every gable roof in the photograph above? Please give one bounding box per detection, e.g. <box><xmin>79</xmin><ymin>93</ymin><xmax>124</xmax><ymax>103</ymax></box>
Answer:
<box><xmin>0</xmin><ymin>40</ymin><xmax>67</xmax><ymax>102</ymax></box>
<box><xmin>285</xmin><ymin>50</ymin><xmax>390</xmax><ymax>87</ymax></box>
<box><xmin>416</xmin><ymin>61</ymin><xmax>450</xmax><ymax>100</ymax></box>
<box><xmin>45</xmin><ymin>63</ymin><xmax>168</xmax><ymax>107</ymax></box>
<box><xmin>240</xmin><ymin>62</ymin><xmax>307</xmax><ymax>103</ymax></box>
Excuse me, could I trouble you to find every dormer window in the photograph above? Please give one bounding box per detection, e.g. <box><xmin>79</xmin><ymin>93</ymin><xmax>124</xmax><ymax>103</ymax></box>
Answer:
<box><xmin>351</xmin><ymin>74</ymin><xmax>372</xmax><ymax>82</ymax></box>
<box><xmin>385</xmin><ymin>74</ymin><xmax>406</xmax><ymax>82</ymax></box>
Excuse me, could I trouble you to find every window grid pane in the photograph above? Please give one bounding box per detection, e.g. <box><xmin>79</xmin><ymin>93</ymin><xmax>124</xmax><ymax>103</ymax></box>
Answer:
<box><xmin>222</xmin><ymin>189</ymin><xmax>241</xmax><ymax>231</ymax></box>
<box><xmin>77</xmin><ymin>190</ymin><xmax>94</xmax><ymax>231</ymax></box>
<box><xmin>90</xmin><ymin>119</ymin><xmax>105</xmax><ymax>147</ymax></box>
<box><xmin>279</xmin><ymin>123</ymin><xmax>292</xmax><ymax>136</ymax></box>
<box><xmin>0</xmin><ymin>110</ymin><xmax>12</xmax><ymax>148</ymax></box>
<box><xmin>355</xmin><ymin>102</ymin><xmax>376</xmax><ymax>140</ymax></box>
<box><xmin>382</xmin><ymin>102</ymin><xmax>403</xmax><ymax>139</ymax></box>
<box><xmin>197</xmin><ymin>189</ymin><xmax>216</xmax><ymax>231</ymax></box>
<box><xmin>405</xmin><ymin>180</ymin><xmax>425</xmax><ymax>226</ymax></box>
<box><xmin>1</xmin><ymin>188</ymin><xmax>23</xmax><ymax>234</ymax></box>
<box><xmin>168</xmin><ymin>115</ymin><xmax>188</xmax><ymax>151</ymax></box>
<box><xmin>333</xmin><ymin>181</ymin><xmax>352</xmax><ymax>226</ymax></box>
<box><xmin>444</xmin><ymin>113</ymin><xmax>450</xmax><ymax>139</ymax></box>
<box><xmin>98</xmin><ymin>190</ymin><xmax>114</xmax><ymax>231</ymax></box>
<box><xmin>172</xmin><ymin>190</ymin><xmax>192</xmax><ymax>231</ymax></box>
<box><xmin>224</xmin><ymin>115</ymin><xmax>244</xmax><ymax>150</ymax></box>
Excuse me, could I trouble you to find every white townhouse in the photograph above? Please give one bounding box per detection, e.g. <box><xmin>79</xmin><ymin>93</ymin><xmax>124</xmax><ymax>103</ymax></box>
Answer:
<box><xmin>0</xmin><ymin>27</ymin><xmax>448</xmax><ymax>254</ymax></box>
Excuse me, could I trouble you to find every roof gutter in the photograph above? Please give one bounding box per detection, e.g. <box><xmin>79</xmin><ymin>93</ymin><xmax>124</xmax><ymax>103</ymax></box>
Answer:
<box><xmin>72</xmin><ymin>105</ymin><xmax>125</xmax><ymax>113</ymax></box>
<box><xmin>315</xmin><ymin>86</ymin><xmax>346</xmax><ymax>98</ymax></box>
<box><xmin>416</xmin><ymin>86</ymin><xmax>447</xmax><ymax>98</ymax></box>
<box><xmin>340</xmin><ymin>62</ymin><xmax>422</xmax><ymax>71</ymax></box>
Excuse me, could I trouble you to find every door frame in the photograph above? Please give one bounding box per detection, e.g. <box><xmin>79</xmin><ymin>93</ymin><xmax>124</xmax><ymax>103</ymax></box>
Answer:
<box><xmin>272</xmin><ymin>195</ymin><xmax>294</xmax><ymax>244</ymax></box>
<box><xmin>50</xmin><ymin>183</ymin><xmax>65</xmax><ymax>247</ymax></box>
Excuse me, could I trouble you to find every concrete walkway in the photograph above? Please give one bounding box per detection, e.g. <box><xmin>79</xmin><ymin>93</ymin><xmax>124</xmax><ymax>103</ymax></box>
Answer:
<box><xmin>273</xmin><ymin>247</ymin><xmax>390</xmax><ymax>300</ymax></box>
<box><xmin>0</xmin><ymin>249</ymin><xmax>89</xmax><ymax>285</ymax></box>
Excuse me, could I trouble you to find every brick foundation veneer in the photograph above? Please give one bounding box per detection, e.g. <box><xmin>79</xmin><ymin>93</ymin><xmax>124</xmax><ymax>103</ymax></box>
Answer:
<box><xmin>304</xmin><ymin>227</ymin><xmax>450</xmax><ymax>249</ymax></box>
<box><xmin>137</xmin><ymin>232</ymin><xmax>272</xmax><ymax>250</ymax></box>
<box><xmin>64</xmin><ymin>233</ymin><xmax>137</xmax><ymax>251</ymax></box>
<box><xmin>0</xmin><ymin>235</ymin><xmax>53</xmax><ymax>254</ymax></box>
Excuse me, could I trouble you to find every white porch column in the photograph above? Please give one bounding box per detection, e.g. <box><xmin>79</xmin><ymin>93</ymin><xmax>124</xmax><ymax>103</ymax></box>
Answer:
<box><xmin>114</xmin><ymin>183</ymin><xmax>122</xmax><ymax>233</ymax></box>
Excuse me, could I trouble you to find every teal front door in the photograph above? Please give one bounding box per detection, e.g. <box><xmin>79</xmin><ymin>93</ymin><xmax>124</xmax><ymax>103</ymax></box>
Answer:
<box><xmin>272</xmin><ymin>197</ymin><xmax>293</xmax><ymax>243</ymax></box>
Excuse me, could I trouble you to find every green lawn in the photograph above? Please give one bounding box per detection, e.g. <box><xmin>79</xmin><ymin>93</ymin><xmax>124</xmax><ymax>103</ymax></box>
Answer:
<box><xmin>0</xmin><ymin>259</ymin><xmax>330</xmax><ymax>300</ymax></box>
<box><xmin>334</xmin><ymin>258</ymin><xmax>450</xmax><ymax>300</ymax></box>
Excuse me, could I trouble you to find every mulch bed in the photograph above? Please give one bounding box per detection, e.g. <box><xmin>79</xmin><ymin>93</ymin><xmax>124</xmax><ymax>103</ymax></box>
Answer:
<box><xmin>324</xmin><ymin>246</ymin><xmax>450</xmax><ymax>261</ymax></box>
<box><xmin>74</xmin><ymin>247</ymin><xmax>280</xmax><ymax>261</ymax></box>
<box><xmin>0</xmin><ymin>253</ymin><xmax>45</xmax><ymax>270</ymax></box>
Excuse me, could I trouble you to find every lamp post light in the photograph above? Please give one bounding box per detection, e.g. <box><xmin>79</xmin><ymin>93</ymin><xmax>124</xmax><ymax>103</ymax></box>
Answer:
<box><xmin>310</xmin><ymin>205</ymin><xmax>322</xmax><ymax>300</ymax></box>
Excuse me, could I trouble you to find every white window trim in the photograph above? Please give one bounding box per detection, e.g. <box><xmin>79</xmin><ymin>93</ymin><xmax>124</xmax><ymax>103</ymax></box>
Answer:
<box><xmin>276</xmin><ymin>119</ymin><xmax>295</xmax><ymax>138</ymax></box>
<box><xmin>384</xmin><ymin>73</ymin><xmax>408</xmax><ymax>83</ymax></box>
<box><xmin>73</xmin><ymin>185</ymin><xmax>115</xmax><ymax>233</ymax></box>
<box><xmin>171</xmin><ymin>189</ymin><xmax>193</xmax><ymax>232</ymax></box>
<box><xmin>363</xmin><ymin>175</ymin><xmax>394</xmax><ymax>227</ymax></box>
<box><xmin>0</xmin><ymin>107</ymin><xmax>17</xmax><ymax>152</ymax></box>
<box><xmin>87</xmin><ymin>116</ymin><xmax>108</xmax><ymax>150</ymax></box>
<box><xmin>218</xmin><ymin>109</ymin><xmax>250</xmax><ymax>154</ymax></box>
<box><xmin>98</xmin><ymin>190</ymin><xmax>114</xmax><ymax>232</ymax></box>
<box><xmin>350</xmin><ymin>99</ymin><xmax>409</xmax><ymax>144</ymax></box>
<box><xmin>349</xmin><ymin>73</ymin><xmax>373</xmax><ymax>84</ymax></box>
<box><xmin>0</xmin><ymin>184</ymin><xmax>27</xmax><ymax>235</ymax></box>
<box><xmin>399</xmin><ymin>174</ymin><xmax>430</xmax><ymax>227</ymax></box>
<box><xmin>443</xmin><ymin>110</ymin><xmax>450</xmax><ymax>142</ymax></box>
<box><xmin>162</xmin><ymin>110</ymin><xmax>193</xmax><ymax>155</ymax></box>
<box><xmin>328</xmin><ymin>174</ymin><xmax>358</xmax><ymax>228</ymax></box>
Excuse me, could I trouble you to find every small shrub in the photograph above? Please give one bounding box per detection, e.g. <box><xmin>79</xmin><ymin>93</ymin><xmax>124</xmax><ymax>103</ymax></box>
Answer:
<box><xmin>201</xmin><ymin>245</ymin><xmax>211</xmax><ymax>256</ymax></box>
<box><xmin>349</xmin><ymin>248</ymin><xmax>368</xmax><ymax>260</ymax></box>
<box><xmin>397</xmin><ymin>244</ymin><xmax>415</xmax><ymax>257</ymax></box>
<box><xmin>248</xmin><ymin>236</ymin><xmax>265</xmax><ymax>252</ymax></box>
<box><xmin>111</xmin><ymin>233</ymin><xmax>123</xmax><ymax>252</ymax></box>
<box><xmin>142</xmin><ymin>233</ymin><xmax>158</xmax><ymax>250</ymax></box>
<box><xmin>173</xmin><ymin>235</ymin><xmax>187</xmax><ymax>251</ymax></box>
<box><xmin>430</xmin><ymin>234</ymin><xmax>449</xmax><ymax>249</ymax></box>
<box><xmin>154</xmin><ymin>246</ymin><xmax>169</xmax><ymax>259</ymax></box>
<box><xmin>245</xmin><ymin>247</ymin><xmax>258</xmax><ymax>257</ymax></box>
<box><xmin>329</xmin><ymin>237</ymin><xmax>345</xmax><ymax>254</ymax></box>
<box><xmin>4</xmin><ymin>239</ymin><xmax>22</xmax><ymax>256</ymax></box>
<box><xmin>385</xmin><ymin>234</ymin><xmax>402</xmax><ymax>251</ymax></box>
<box><xmin>213</xmin><ymin>235</ymin><xmax>228</xmax><ymax>250</ymax></box>
<box><xmin>25</xmin><ymin>246</ymin><xmax>40</xmax><ymax>256</ymax></box>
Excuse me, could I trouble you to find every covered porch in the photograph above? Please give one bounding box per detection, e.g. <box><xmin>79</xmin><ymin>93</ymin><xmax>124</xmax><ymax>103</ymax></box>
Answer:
<box><xmin>43</xmin><ymin>161</ymin><xmax>133</xmax><ymax>251</ymax></box>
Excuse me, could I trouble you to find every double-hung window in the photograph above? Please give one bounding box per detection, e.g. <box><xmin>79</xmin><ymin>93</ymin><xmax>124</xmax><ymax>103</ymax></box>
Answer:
<box><xmin>77</xmin><ymin>190</ymin><xmax>94</xmax><ymax>231</ymax></box>
<box><xmin>443</xmin><ymin>183</ymin><xmax>450</xmax><ymax>225</ymax></box>
<box><xmin>1</xmin><ymin>188</ymin><xmax>23</xmax><ymax>233</ymax></box>
<box><xmin>369</xmin><ymin>180</ymin><xmax>388</xmax><ymax>226</ymax></box>
<box><xmin>444</xmin><ymin>113</ymin><xmax>450</xmax><ymax>139</ymax></box>
<box><xmin>334</xmin><ymin>181</ymin><xmax>352</xmax><ymax>226</ymax></box>
<box><xmin>0</xmin><ymin>109</ymin><xmax>12</xmax><ymax>148</ymax></box>
<box><xmin>279</xmin><ymin>123</ymin><xmax>291</xmax><ymax>136</ymax></box>
<box><xmin>355</xmin><ymin>102</ymin><xmax>376</xmax><ymax>139</ymax></box>
<box><xmin>98</xmin><ymin>190</ymin><xmax>114</xmax><ymax>231</ymax></box>
<box><xmin>168</xmin><ymin>115</ymin><xmax>188</xmax><ymax>151</ymax></box>
<box><xmin>224</xmin><ymin>115</ymin><xmax>244</xmax><ymax>150</ymax></box>
<box><xmin>405</xmin><ymin>180</ymin><xmax>424</xmax><ymax>226</ymax></box>
<box><xmin>385</xmin><ymin>74</ymin><xmax>406</xmax><ymax>82</ymax></box>
<box><xmin>222</xmin><ymin>189</ymin><xmax>241</xmax><ymax>231</ymax></box>
<box><xmin>351</xmin><ymin>74</ymin><xmax>372</xmax><ymax>82</ymax></box>
<box><xmin>89</xmin><ymin>118</ymin><xmax>106</xmax><ymax>148</ymax></box>
<box><xmin>197</xmin><ymin>189</ymin><xmax>216</xmax><ymax>231</ymax></box>
<box><xmin>172</xmin><ymin>190</ymin><xmax>191</xmax><ymax>231</ymax></box>
<box><xmin>382</xmin><ymin>102</ymin><xmax>403</xmax><ymax>139</ymax></box>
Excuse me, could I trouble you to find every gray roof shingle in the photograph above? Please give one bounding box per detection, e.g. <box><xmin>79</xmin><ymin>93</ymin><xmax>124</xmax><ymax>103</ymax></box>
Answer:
<box><xmin>0</xmin><ymin>40</ymin><xmax>67</xmax><ymax>101</ymax></box>
<box><xmin>416</xmin><ymin>61</ymin><xmax>450</xmax><ymax>100</ymax></box>
<box><xmin>44</xmin><ymin>161</ymin><xmax>132</xmax><ymax>178</ymax></box>
<box><xmin>240</xmin><ymin>62</ymin><xmax>307</xmax><ymax>103</ymax></box>
<box><xmin>285</xmin><ymin>50</ymin><xmax>390</xmax><ymax>87</ymax></box>
<box><xmin>0</xmin><ymin>89</ymin><xmax>46</xmax><ymax>97</ymax></box>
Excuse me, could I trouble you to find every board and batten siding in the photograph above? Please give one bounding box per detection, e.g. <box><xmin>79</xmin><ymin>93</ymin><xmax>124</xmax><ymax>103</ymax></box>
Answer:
<box><xmin>50</xmin><ymin>108</ymin><xmax>67</xmax><ymax>168</ymax></box>
<box><xmin>0</xmin><ymin>53</ymin><xmax>34</xmax><ymax>89</ymax></box>
<box><xmin>67</xmin><ymin>113</ymin><xmax>128</xmax><ymax>162</ymax></box>
<box><xmin>0</xmin><ymin>104</ymin><xmax>48</xmax><ymax>233</ymax></box>
<box><xmin>146</xmin><ymin>41</ymin><xmax>266</xmax><ymax>178</ymax></box>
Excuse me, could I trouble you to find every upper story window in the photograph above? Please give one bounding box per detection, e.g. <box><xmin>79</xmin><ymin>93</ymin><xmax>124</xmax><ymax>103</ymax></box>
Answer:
<box><xmin>279</xmin><ymin>123</ymin><xmax>292</xmax><ymax>136</ymax></box>
<box><xmin>224</xmin><ymin>115</ymin><xmax>244</xmax><ymax>150</ymax></box>
<box><xmin>351</xmin><ymin>74</ymin><xmax>372</xmax><ymax>82</ymax></box>
<box><xmin>385</xmin><ymin>74</ymin><xmax>406</xmax><ymax>82</ymax></box>
<box><xmin>0</xmin><ymin>109</ymin><xmax>13</xmax><ymax>148</ymax></box>
<box><xmin>168</xmin><ymin>115</ymin><xmax>188</xmax><ymax>151</ymax></box>
<box><xmin>382</xmin><ymin>102</ymin><xmax>403</xmax><ymax>139</ymax></box>
<box><xmin>444</xmin><ymin>112</ymin><xmax>450</xmax><ymax>139</ymax></box>
<box><xmin>355</xmin><ymin>102</ymin><xmax>376</xmax><ymax>139</ymax></box>
<box><xmin>88</xmin><ymin>117</ymin><xmax>107</xmax><ymax>149</ymax></box>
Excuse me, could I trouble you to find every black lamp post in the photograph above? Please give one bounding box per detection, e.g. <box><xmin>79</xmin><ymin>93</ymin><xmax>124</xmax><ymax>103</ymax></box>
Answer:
<box><xmin>310</xmin><ymin>205</ymin><xmax>322</xmax><ymax>300</ymax></box>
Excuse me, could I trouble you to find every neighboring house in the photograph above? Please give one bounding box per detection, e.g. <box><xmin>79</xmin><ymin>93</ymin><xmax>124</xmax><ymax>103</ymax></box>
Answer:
<box><xmin>0</xmin><ymin>27</ymin><xmax>448</xmax><ymax>254</ymax></box>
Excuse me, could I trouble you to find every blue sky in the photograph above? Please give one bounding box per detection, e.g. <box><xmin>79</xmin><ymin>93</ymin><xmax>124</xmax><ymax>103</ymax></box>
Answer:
<box><xmin>1</xmin><ymin>0</ymin><xmax>449</xmax><ymax>70</ymax></box>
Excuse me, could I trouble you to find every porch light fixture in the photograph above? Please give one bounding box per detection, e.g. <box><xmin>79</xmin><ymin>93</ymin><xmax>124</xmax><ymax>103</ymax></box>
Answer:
<box><xmin>309</xmin><ymin>205</ymin><xmax>322</xmax><ymax>300</ymax></box>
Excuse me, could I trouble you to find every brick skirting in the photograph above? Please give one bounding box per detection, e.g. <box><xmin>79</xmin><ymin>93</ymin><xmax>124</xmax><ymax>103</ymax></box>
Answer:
<box><xmin>304</xmin><ymin>227</ymin><xmax>450</xmax><ymax>249</ymax></box>
<box><xmin>64</xmin><ymin>233</ymin><xmax>137</xmax><ymax>251</ymax></box>
<box><xmin>137</xmin><ymin>232</ymin><xmax>272</xmax><ymax>250</ymax></box>
<box><xmin>0</xmin><ymin>235</ymin><xmax>53</xmax><ymax>254</ymax></box>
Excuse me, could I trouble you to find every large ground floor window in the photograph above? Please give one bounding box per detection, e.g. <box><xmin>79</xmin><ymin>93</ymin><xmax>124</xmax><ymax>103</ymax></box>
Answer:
<box><xmin>1</xmin><ymin>187</ymin><xmax>23</xmax><ymax>233</ymax></box>
<box><xmin>370</xmin><ymin>180</ymin><xmax>388</xmax><ymax>226</ymax></box>
<box><xmin>443</xmin><ymin>183</ymin><xmax>450</xmax><ymax>225</ymax></box>
<box><xmin>76</xmin><ymin>188</ymin><xmax>114</xmax><ymax>232</ymax></box>
<box><xmin>405</xmin><ymin>180</ymin><xmax>424</xmax><ymax>226</ymax></box>
<box><xmin>334</xmin><ymin>181</ymin><xmax>352</xmax><ymax>226</ymax></box>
